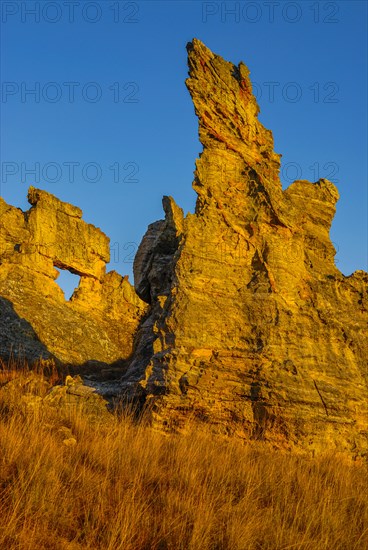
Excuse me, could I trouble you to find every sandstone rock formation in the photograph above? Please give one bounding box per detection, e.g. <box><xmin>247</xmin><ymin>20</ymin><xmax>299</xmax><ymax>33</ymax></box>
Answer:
<box><xmin>120</xmin><ymin>39</ymin><xmax>368</xmax><ymax>456</ymax></box>
<box><xmin>0</xmin><ymin>187</ymin><xmax>146</xmax><ymax>365</ymax></box>
<box><xmin>1</xmin><ymin>39</ymin><xmax>366</xmax><ymax>457</ymax></box>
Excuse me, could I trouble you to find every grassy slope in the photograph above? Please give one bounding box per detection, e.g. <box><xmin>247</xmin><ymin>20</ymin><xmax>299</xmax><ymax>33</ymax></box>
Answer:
<box><xmin>0</xmin><ymin>365</ymin><xmax>367</xmax><ymax>550</ymax></box>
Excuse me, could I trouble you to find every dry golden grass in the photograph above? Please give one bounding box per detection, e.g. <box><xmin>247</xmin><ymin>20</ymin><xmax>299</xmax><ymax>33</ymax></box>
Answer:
<box><xmin>0</xmin><ymin>363</ymin><xmax>367</xmax><ymax>550</ymax></box>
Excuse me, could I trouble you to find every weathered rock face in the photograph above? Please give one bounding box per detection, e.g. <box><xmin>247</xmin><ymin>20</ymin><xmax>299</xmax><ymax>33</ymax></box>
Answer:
<box><xmin>1</xmin><ymin>39</ymin><xmax>366</xmax><ymax>456</ymax></box>
<box><xmin>122</xmin><ymin>39</ymin><xmax>368</xmax><ymax>456</ymax></box>
<box><xmin>0</xmin><ymin>187</ymin><xmax>146</xmax><ymax>365</ymax></box>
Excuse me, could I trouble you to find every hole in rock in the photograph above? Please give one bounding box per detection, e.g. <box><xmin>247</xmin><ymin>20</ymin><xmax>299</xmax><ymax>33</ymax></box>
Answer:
<box><xmin>54</xmin><ymin>268</ymin><xmax>81</xmax><ymax>300</ymax></box>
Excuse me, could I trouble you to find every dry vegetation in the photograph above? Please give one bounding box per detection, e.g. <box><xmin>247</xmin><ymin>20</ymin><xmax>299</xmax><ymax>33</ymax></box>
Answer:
<box><xmin>0</xmin><ymin>362</ymin><xmax>367</xmax><ymax>550</ymax></box>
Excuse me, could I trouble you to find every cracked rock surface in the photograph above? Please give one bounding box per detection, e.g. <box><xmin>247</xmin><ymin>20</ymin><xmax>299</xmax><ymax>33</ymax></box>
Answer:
<box><xmin>121</xmin><ymin>39</ymin><xmax>368</xmax><ymax>455</ymax></box>
<box><xmin>0</xmin><ymin>39</ymin><xmax>366</xmax><ymax>456</ymax></box>
<box><xmin>0</xmin><ymin>187</ymin><xmax>146</xmax><ymax>365</ymax></box>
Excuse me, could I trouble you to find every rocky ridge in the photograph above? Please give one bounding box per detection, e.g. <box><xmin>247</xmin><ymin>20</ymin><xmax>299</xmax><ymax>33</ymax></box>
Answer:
<box><xmin>0</xmin><ymin>187</ymin><xmax>146</xmax><ymax>366</ymax></box>
<box><xmin>0</xmin><ymin>39</ymin><xmax>366</xmax><ymax>455</ymax></box>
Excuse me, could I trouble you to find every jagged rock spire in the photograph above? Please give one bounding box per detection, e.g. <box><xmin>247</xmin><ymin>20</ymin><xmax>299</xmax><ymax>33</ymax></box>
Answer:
<box><xmin>124</xmin><ymin>39</ymin><xmax>368</xmax><ymax>456</ymax></box>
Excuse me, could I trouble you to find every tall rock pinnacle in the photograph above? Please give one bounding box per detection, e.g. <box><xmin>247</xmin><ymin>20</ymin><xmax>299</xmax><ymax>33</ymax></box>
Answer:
<box><xmin>186</xmin><ymin>38</ymin><xmax>283</xmax><ymax>223</ymax></box>
<box><xmin>123</xmin><ymin>39</ymin><xmax>367</xmax><ymax>456</ymax></box>
<box><xmin>0</xmin><ymin>39</ymin><xmax>366</xmax><ymax>456</ymax></box>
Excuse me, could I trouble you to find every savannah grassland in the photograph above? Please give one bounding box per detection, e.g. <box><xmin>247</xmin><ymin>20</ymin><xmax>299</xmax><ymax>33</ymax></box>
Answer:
<box><xmin>0</xmin><ymin>363</ymin><xmax>367</xmax><ymax>550</ymax></box>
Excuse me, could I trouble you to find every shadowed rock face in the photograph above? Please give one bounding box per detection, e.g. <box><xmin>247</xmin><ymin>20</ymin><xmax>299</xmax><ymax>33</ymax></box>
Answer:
<box><xmin>122</xmin><ymin>39</ymin><xmax>368</xmax><ymax>455</ymax></box>
<box><xmin>0</xmin><ymin>187</ymin><xmax>146</xmax><ymax>365</ymax></box>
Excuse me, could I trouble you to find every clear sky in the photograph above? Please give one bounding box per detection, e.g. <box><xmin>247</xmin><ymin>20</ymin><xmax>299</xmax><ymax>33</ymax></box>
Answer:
<box><xmin>1</xmin><ymin>0</ymin><xmax>367</xmax><ymax>298</ymax></box>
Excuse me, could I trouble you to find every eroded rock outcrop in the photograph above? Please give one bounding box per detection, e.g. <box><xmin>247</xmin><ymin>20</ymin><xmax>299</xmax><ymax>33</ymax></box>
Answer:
<box><xmin>1</xmin><ymin>39</ymin><xmax>366</xmax><ymax>456</ymax></box>
<box><xmin>0</xmin><ymin>187</ymin><xmax>146</xmax><ymax>365</ymax></box>
<box><xmin>121</xmin><ymin>39</ymin><xmax>368</xmax><ymax>456</ymax></box>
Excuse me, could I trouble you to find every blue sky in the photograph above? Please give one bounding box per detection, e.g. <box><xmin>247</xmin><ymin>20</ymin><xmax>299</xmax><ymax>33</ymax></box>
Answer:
<box><xmin>1</xmin><ymin>0</ymin><xmax>367</xmax><ymax>298</ymax></box>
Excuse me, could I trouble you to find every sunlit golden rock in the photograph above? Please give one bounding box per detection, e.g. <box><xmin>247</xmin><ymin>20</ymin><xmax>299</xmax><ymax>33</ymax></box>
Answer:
<box><xmin>122</xmin><ymin>39</ymin><xmax>368</xmax><ymax>456</ymax></box>
<box><xmin>0</xmin><ymin>188</ymin><xmax>147</xmax><ymax>365</ymax></box>
<box><xmin>0</xmin><ymin>39</ymin><xmax>366</xmax><ymax>457</ymax></box>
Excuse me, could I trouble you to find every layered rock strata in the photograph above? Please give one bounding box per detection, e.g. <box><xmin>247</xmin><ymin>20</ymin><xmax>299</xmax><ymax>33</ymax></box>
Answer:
<box><xmin>0</xmin><ymin>39</ymin><xmax>366</xmax><ymax>456</ymax></box>
<box><xmin>0</xmin><ymin>187</ymin><xmax>146</xmax><ymax>365</ymax></box>
<box><xmin>121</xmin><ymin>39</ymin><xmax>367</xmax><ymax>455</ymax></box>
